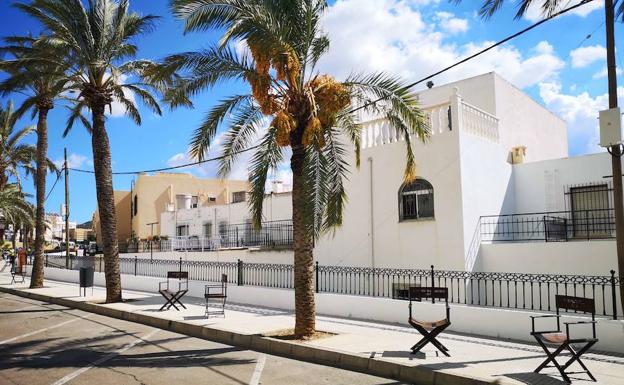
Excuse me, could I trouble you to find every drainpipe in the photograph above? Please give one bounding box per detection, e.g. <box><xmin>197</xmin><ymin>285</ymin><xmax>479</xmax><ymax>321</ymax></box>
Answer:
<box><xmin>368</xmin><ymin>157</ymin><xmax>375</xmax><ymax>273</ymax></box>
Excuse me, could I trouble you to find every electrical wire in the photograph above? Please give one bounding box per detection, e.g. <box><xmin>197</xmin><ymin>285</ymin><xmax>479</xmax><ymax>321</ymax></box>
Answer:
<box><xmin>67</xmin><ymin>0</ymin><xmax>596</xmax><ymax>176</ymax></box>
<box><xmin>44</xmin><ymin>168</ymin><xmax>63</xmax><ymax>202</ymax></box>
<box><xmin>68</xmin><ymin>144</ymin><xmax>260</xmax><ymax>175</ymax></box>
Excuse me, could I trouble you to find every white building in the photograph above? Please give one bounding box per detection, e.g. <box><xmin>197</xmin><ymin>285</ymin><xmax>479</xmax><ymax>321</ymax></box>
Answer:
<box><xmin>159</xmin><ymin>72</ymin><xmax>618</xmax><ymax>276</ymax></box>
<box><xmin>45</xmin><ymin>213</ymin><xmax>76</xmax><ymax>242</ymax></box>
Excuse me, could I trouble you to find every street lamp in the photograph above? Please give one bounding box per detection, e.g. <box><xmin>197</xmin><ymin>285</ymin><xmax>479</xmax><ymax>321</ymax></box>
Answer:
<box><xmin>146</xmin><ymin>222</ymin><xmax>158</xmax><ymax>262</ymax></box>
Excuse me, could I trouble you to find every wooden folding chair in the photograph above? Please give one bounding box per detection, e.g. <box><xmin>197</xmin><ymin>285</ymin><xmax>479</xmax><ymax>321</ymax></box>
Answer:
<box><xmin>205</xmin><ymin>274</ymin><xmax>227</xmax><ymax>317</ymax></box>
<box><xmin>158</xmin><ymin>271</ymin><xmax>189</xmax><ymax>311</ymax></box>
<box><xmin>531</xmin><ymin>295</ymin><xmax>598</xmax><ymax>383</ymax></box>
<box><xmin>408</xmin><ymin>287</ymin><xmax>451</xmax><ymax>356</ymax></box>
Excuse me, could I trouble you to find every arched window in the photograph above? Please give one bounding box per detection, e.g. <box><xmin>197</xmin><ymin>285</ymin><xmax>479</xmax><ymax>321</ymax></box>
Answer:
<box><xmin>399</xmin><ymin>179</ymin><xmax>434</xmax><ymax>221</ymax></box>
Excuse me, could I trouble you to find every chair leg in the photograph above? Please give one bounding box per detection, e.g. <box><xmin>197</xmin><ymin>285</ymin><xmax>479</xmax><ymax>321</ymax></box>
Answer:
<box><xmin>562</xmin><ymin>342</ymin><xmax>597</xmax><ymax>382</ymax></box>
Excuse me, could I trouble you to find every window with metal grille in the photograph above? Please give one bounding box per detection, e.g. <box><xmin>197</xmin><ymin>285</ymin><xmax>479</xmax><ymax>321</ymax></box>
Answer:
<box><xmin>232</xmin><ymin>191</ymin><xmax>246</xmax><ymax>203</ymax></box>
<box><xmin>399</xmin><ymin>179</ymin><xmax>434</xmax><ymax>221</ymax></box>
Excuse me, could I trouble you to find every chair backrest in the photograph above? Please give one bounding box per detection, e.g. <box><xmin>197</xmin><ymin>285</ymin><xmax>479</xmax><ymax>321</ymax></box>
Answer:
<box><xmin>555</xmin><ymin>295</ymin><xmax>595</xmax><ymax>316</ymax></box>
<box><xmin>221</xmin><ymin>274</ymin><xmax>227</xmax><ymax>283</ymax></box>
<box><xmin>409</xmin><ymin>287</ymin><xmax>448</xmax><ymax>302</ymax></box>
<box><xmin>167</xmin><ymin>271</ymin><xmax>188</xmax><ymax>280</ymax></box>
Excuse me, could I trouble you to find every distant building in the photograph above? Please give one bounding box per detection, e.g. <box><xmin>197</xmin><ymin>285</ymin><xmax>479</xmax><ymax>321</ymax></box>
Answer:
<box><xmin>92</xmin><ymin>172</ymin><xmax>249</xmax><ymax>243</ymax></box>
<box><xmin>44</xmin><ymin>213</ymin><xmax>76</xmax><ymax>242</ymax></box>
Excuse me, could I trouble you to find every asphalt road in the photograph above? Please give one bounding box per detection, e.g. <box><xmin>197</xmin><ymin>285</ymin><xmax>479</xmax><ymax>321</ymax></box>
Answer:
<box><xmin>0</xmin><ymin>293</ymin><xmax>405</xmax><ymax>385</ymax></box>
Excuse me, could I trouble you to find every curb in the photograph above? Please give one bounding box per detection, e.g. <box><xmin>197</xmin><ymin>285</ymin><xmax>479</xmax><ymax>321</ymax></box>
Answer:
<box><xmin>0</xmin><ymin>285</ymin><xmax>500</xmax><ymax>385</ymax></box>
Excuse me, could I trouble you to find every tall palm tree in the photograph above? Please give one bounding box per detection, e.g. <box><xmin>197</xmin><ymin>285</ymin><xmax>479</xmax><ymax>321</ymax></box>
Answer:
<box><xmin>16</xmin><ymin>0</ymin><xmax>164</xmax><ymax>302</ymax></box>
<box><xmin>0</xmin><ymin>34</ymin><xmax>68</xmax><ymax>288</ymax></box>
<box><xmin>168</xmin><ymin>0</ymin><xmax>429</xmax><ymax>338</ymax></box>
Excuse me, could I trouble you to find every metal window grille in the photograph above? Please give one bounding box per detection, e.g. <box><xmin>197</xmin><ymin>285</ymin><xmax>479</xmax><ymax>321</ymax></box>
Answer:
<box><xmin>399</xmin><ymin>179</ymin><xmax>434</xmax><ymax>221</ymax></box>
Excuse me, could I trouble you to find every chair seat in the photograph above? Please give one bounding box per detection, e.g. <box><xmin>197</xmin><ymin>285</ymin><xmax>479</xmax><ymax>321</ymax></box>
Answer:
<box><xmin>538</xmin><ymin>332</ymin><xmax>568</xmax><ymax>344</ymax></box>
<box><xmin>205</xmin><ymin>293</ymin><xmax>226</xmax><ymax>299</ymax></box>
<box><xmin>409</xmin><ymin>317</ymin><xmax>449</xmax><ymax>329</ymax></box>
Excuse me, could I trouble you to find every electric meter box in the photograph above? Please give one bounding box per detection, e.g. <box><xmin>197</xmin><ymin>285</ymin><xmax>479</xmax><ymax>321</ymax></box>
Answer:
<box><xmin>599</xmin><ymin>107</ymin><xmax>623</xmax><ymax>147</ymax></box>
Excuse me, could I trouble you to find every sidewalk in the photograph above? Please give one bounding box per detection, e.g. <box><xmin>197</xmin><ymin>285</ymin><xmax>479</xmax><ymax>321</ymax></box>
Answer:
<box><xmin>2</xmin><ymin>271</ymin><xmax>623</xmax><ymax>385</ymax></box>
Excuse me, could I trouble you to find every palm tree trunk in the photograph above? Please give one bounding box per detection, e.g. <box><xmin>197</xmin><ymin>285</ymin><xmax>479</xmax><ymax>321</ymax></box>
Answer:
<box><xmin>12</xmin><ymin>225</ymin><xmax>18</xmax><ymax>254</ymax></box>
<box><xmin>30</xmin><ymin>106</ymin><xmax>50</xmax><ymax>288</ymax></box>
<box><xmin>91</xmin><ymin>103</ymin><xmax>122</xmax><ymax>303</ymax></box>
<box><xmin>291</xmin><ymin>144</ymin><xmax>316</xmax><ymax>338</ymax></box>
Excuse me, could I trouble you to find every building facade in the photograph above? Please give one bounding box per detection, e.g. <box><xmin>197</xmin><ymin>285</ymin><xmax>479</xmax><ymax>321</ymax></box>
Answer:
<box><xmin>93</xmin><ymin>173</ymin><xmax>249</xmax><ymax>243</ymax></box>
<box><xmin>153</xmin><ymin>72</ymin><xmax>617</xmax><ymax>276</ymax></box>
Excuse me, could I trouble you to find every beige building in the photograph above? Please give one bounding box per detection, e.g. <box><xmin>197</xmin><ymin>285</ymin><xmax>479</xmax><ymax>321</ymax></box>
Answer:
<box><xmin>93</xmin><ymin>173</ymin><xmax>249</xmax><ymax>243</ymax></box>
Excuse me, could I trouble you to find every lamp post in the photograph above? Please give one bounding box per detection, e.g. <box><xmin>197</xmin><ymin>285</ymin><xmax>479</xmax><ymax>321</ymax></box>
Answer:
<box><xmin>146</xmin><ymin>222</ymin><xmax>158</xmax><ymax>262</ymax></box>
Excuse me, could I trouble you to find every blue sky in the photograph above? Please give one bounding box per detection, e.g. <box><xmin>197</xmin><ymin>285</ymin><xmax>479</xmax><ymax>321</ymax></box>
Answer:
<box><xmin>0</xmin><ymin>0</ymin><xmax>623</xmax><ymax>224</ymax></box>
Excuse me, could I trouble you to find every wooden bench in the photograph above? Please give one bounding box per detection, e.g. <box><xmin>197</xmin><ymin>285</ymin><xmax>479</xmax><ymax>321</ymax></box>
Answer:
<box><xmin>531</xmin><ymin>295</ymin><xmax>598</xmax><ymax>383</ymax></box>
<box><xmin>408</xmin><ymin>286</ymin><xmax>451</xmax><ymax>356</ymax></box>
<box><xmin>158</xmin><ymin>271</ymin><xmax>188</xmax><ymax>311</ymax></box>
<box><xmin>205</xmin><ymin>274</ymin><xmax>227</xmax><ymax>317</ymax></box>
<box><xmin>10</xmin><ymin>265</ymin><xmax>27</xmax><ymax>284</ymax></box>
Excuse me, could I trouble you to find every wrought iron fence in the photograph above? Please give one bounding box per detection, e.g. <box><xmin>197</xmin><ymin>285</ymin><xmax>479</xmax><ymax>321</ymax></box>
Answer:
<box><xmin>480</xmin><ymin>209</ymin><xmax>616</xmax><ymax>242</ymax></box>
<box><xmin>43</xmin><ymin>254</ymin><xmax>622</xmax><ymax>320</ymax></box>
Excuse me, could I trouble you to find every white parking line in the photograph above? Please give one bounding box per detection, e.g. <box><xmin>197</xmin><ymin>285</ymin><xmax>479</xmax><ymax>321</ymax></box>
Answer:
<box><xmin>50</xmin><ymin>328</ymin><xmax>159</xmax><ymax>385</ymax></box>
<box><xmin>0</xmin><ymin>313</ymin><xmax>94</xmax><ymax>345</ymax></box>
<box><xmin>249</xmin><ymin>354</ymin><xmax>266</xmax><ymax>385</ymax></box>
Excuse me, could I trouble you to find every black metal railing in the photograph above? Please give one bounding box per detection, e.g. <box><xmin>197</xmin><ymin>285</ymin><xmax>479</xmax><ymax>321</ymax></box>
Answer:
<box><xmin>43</xmin><ymin>254</ymin><xmax>622</xmax><ymax>320</ymax></box>
<box><xmin>480</xmin><ymin>209</ymin><xmax>616</xmax><ymax>242</ymax></box>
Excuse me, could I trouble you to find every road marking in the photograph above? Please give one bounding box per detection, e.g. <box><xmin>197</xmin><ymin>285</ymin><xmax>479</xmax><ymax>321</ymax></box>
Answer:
<box><xmin>50</xmin><ymin>329</ymin><xmax>159</xmax><ymax>385</ymax></box>
<box><xmin>249</xmin><ymin>354</ymin><xmax>266</xmax><ymax>385</ymax></box>
<box><xmin>0</xmin><ymin>313</ymin><xmax>93</xmax><ymax>345</ymax></box>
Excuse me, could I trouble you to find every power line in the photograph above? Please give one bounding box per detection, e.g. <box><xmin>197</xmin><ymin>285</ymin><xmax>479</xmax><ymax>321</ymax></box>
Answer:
<box><xmin>44</xmin><ymin>168</ymin><xmax>63</xmax><ymax>202</ymax></box>
<box><xmin>69</xmin><ymin>144</ymin><xmax>260</xmax><ymax>175</ymax></box>
<box><xmin>573</xmin><ymin>20</ymin><xmax>606</xmax><ymax>50</ymax></box>
<box><xmin>68</xmin><ymin>0</ymin><xmax>596</xmax><ymax>176</ymax></box>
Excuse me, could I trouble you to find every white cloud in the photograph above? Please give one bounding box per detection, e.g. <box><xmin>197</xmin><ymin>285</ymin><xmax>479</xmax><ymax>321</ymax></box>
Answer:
<box><xmin>523</xmin><ymin>0</ymin><xmax>604</xmax><ymax>22</ymax></box>
<box><xmin>436</xmin><ymin>11</ymin><xmax>468</xmax><ymax>34</ymax></box>
<box><xmin>539</xmin><ymin>82</ymin><xmax>624</xmax><ymax>154</ymax></box>
<box><xmin>592</xmin><ymin>66</ymin><xmax>623</xmax><ymax>79</ymax></box>
<box><xmin>570</xmin><ymin>45</ymin><xmax>606</xmax><ymax>68</ymax></box>
<box><xmin>318</xmin><ymin>0</ymin><xmax>564</xmax><ymax>90</ymax></box>
<box><xmin>54</xmin><ymin>153</ymin><xmax>90</xmax><ymax>169</ymax></box>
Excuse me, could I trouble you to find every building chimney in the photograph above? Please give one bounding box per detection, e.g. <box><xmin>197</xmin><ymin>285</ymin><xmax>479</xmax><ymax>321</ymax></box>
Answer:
<box><xmin>511</xmin><ymin>146</ymin><xmax>527</xmax><ymax>164</ymax></box>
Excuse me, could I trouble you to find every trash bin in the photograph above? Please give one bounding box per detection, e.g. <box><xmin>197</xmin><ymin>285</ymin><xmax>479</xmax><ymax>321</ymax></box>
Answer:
<box><xmin>79</xmin><ymin>267</ymin><xmax>94</xmax><ymax>296</ymax></box>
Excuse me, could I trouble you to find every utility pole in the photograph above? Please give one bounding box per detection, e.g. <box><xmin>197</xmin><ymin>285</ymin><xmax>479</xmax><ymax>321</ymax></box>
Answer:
<box><xmin>604</xmin><ymin>0</ymin><xmax>624</xmax><ymax>315</ymax></box>
<box><xmin>147</xmin><ymin>222</ymin><xmax>158</xmax><ymax>262</ymax></box>
<box><xmin>64</xmin><ymin>148</ymin><xmax>70</xmax><ymax>268</ymax></box>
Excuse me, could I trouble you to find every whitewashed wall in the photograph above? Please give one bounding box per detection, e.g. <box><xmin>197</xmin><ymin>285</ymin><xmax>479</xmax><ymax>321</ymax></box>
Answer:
<box><xmin>512</xmin><ymin>152</ymin><xmax>611</xmax><ymax>213</ymax></box>
<box><xmin>477</xmin><ymin>241</ymin><xmax>618</xmax><ymax>276</ymax></box>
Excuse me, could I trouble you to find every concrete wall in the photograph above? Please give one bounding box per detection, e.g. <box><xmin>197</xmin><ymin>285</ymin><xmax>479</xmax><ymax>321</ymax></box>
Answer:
<box><xmin>477</xmin><ymin>240</ymin><xmax>618</xmax><ymax>276</ymax></box>
<box><xmin>44</xmin><ymin>267</ymin><xmax>624</xmax><ymax>354</ymax></box>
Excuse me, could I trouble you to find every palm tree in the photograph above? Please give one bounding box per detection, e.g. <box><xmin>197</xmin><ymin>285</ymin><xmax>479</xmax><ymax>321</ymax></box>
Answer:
<box><xmin>167</xmin><ymin>0</ymin><xmax>429</xmax><ymax>338</ymax></box>
<box><xmin>16</xmin><ymin>0</ymin><xmax>164</xmax><ymax>302</ymax></box>
<box><xmin>452</xmin><ymin>0</ymin><xmax>622</xmax><ymax>20</ymax></box>
<box><xmin>0</xmin><ymin>184</ymin><xmax>35</xmax><ymax>247</ymax></box>
<box><xmin>0</xmin><ymin>100</ymin><xmax>37</xmax><ymax>190</ymax></box>
<box><xmin>0</xmin><ymin>34</ymin><xmax>68</xmax><ymax>288</ymax></box>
